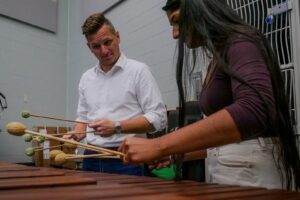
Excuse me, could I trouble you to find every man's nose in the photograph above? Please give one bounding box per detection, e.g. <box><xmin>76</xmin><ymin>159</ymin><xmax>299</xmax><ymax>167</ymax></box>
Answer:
<box><xmin>99</xmin><ymin>45</ymin><xmax>109</xmax><ymax>54</ymax></box>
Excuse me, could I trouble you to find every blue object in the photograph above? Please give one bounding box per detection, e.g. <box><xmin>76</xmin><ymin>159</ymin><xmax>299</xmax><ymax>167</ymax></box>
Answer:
<box><xmin>265</xmin><ymin>15</ymin><xmax>274</xmax><ymax>25</ymax></box>
<box><xmin>82</xmin><ymin>149</ymin><xmax>144</xmax><ymax>176</ymax></box>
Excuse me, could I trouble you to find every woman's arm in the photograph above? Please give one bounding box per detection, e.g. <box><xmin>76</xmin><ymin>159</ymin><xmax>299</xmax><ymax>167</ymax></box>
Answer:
<box><xmin>120</xmin><ymin>109</ymin><xmax>241</xmax><ymax>164</ymax></box>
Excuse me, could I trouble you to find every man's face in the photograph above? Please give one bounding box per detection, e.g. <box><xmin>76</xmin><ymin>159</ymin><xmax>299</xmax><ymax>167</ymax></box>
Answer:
<box><xmin>166</xmin><ymin>9</ymin><xmax>180</xmax><ymax>39</ymax></box>
<box><xmin>87</xmin><ymin>24</ymin><xmax>121</xmax><ymax>69</ymax></box>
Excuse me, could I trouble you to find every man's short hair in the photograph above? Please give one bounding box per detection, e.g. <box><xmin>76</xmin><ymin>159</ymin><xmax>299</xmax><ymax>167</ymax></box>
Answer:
<box><xmin>81</xmin><ymin>13</ymin><xmax>116</xmax><ymax>37</ymax></box>
<box><xmin>162</xmin><ymin>0</ymin><xmax>180</xmax><ymax>11</ymax></box>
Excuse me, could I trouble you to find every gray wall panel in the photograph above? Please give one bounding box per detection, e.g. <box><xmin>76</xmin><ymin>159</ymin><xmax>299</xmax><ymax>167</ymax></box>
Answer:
<box><xmin>0</xmin><ymin>0</ymin><xmax>57</xmax><ymax>32</ymax></box>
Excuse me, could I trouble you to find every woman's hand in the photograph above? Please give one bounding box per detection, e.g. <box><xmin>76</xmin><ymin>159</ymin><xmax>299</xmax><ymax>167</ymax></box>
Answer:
<box><xmin>148</xmin><ymin>156</ymin><xmax>172</xmax><ymax>170</ymax></box>
<box><xmin>118</xmin><ymin>137</ymin><xmax>163</xmax><ymax>165</ymax></box>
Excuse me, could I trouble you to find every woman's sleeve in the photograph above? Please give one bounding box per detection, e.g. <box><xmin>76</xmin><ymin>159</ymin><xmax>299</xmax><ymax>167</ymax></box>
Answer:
<box><xmin>225</xmin><ymin>39</ymin><xmax>275</xmax><ymax>140</ymax></box>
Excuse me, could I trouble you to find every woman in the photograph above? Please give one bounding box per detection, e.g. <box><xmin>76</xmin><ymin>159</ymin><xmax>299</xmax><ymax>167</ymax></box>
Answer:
<box><xmin>119</xmin><ymin>0</ymin><xmax>300</xmax><ymax>191</ymax></box>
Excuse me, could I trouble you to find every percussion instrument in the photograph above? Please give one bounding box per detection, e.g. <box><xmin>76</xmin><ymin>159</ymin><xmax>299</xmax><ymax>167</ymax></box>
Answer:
<box><xmin>0</xmin><ymin>161</ymin><xmax>299</xmax><ymax>200</ymax></box>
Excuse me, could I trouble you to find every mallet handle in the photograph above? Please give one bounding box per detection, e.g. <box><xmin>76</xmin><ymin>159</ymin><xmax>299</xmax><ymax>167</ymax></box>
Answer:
<box><xmin>67</xmin><ymin>154</ymin><xmax>120</xmax><ymax>160</ymax></box>
<box><xmin>35</xmin><ymin>144</ymin><xmax>63</xmax><ymax>151</ymax></box>
<box><xmin>30</xmin><ymin>114</ymin><xmax>89</xmax><ymax>124</ymax></box>
<box><xmin>51</xmin><ymin>130</ymin><xmax>94</xmax><ymax>136</ymax></box>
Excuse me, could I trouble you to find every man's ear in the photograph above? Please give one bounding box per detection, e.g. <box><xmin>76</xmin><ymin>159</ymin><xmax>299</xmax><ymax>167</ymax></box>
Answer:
<box><xmin>115</xmin><ymin>31</ymin><xmax>120</xmax><ymax>43</ymax></box>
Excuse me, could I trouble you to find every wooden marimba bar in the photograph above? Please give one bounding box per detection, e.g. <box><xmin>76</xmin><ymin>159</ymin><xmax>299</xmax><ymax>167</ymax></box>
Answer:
<box><xmin>0</xmin><ymin>161</ymin><xmax>299</xmax><ymax>200</ymax></box>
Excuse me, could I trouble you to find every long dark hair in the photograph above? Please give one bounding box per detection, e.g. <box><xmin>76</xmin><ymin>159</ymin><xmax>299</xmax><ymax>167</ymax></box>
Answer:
<box><xmin>176</xmin><ymin>0</ymin><xmax>300</xmax><ymax>191</ymax></box>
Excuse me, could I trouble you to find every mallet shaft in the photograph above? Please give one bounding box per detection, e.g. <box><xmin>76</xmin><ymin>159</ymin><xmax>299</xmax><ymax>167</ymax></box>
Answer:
<box><xmin>51</xmin><ymin>130</ymin><xmax>94</xmax><ymax>136</ymax></box>
<box><xmin>30</xmin><ymin>114</ymin><xmax>89</xmax><ymax>124</ymax></box>
<box><xmin>35</xmin><ymin>144</ymin><xmax>63</xmax><ymax>151</ymax></box>
<box><xmin>67</xmin><ymin>154</ymin><xmax>120</xmax><ymax>160</ymax></box>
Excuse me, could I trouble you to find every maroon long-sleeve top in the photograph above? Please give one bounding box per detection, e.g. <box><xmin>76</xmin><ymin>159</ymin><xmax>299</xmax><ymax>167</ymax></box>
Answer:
<box><xmin>199</xmin><ymin>36</ymin><xmax>275</xmax><ymax>140</ymax></box>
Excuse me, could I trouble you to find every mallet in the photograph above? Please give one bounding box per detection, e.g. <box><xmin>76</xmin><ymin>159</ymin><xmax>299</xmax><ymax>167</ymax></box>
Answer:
<box><xmin>54</xmin><ymin>152</ymin><xmax>120</xmax><ymax>165</ymax></box>
<box><xmin>6</xmin><ymin>122</ymin><xmax>124</xmax><ymax>157</ymax></box>
<box><xmin>25</xmin><ymin>145</ymin><xmax>64</xmax><ymax>157</ymax></box>
<box><xmin>21</xmin><ymin>110</ymin><xmax>89</xmax><ymax>124</ymax></box>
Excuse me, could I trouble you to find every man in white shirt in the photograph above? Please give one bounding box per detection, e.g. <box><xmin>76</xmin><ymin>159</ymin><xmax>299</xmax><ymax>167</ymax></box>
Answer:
<box><xmin>69</xmin><ymin>13</ymin><xmax>167</xmax><ymax>176</ymax></box>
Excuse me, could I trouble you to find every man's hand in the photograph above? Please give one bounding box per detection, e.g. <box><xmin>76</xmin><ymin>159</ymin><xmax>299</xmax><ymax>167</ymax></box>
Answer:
<box><xmin>62</xmin><ymin>131</ymin><xmax>85</xmax><ymax>142</ymax></box>
<box><xmin>89</xmin><ymin>119</ymin><xmax>115</xmax><ymax>137</ymax></box>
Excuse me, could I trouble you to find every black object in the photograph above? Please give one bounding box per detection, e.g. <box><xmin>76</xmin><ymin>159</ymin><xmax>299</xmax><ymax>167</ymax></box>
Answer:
<box><xmin>0</xmin><ymin>92</ymin><xmax>7</xmax><ymax>111</ymax></box>
<box><xmin>182</xmin><ymin>101</ymin><xmax>205</xmax><ymax>182</ymax></box>
<box><xmin>162</xmin><ymin>0</ymin><xmax>180</xmax><ymax>11</ymax></box>
<box><xmin>168</xmin><ymin>101</ymin><xmax>205</xmax><ymax>182</ymax></box>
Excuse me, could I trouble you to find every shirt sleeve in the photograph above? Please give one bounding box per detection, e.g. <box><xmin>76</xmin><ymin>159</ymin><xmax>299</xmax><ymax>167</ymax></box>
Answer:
<box><xmin>224</xmin><ymin>39</ymin><xmax>275</xmax><ymax>140</ymax></box>
<box><xmin>76</xmin><ymin>76</ymin><xmax>89</xmax><ymax>122</ymax></box>
<box><xmin>135</xmin><ymin>65</ymin><xmax>167</xmax><ymax>131</ymax></box>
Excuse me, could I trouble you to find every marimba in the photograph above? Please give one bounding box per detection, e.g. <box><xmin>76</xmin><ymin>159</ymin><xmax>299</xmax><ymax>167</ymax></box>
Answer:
<box><xmin>0</xmin><ymin>161</ymin><xmax>299</xmax><ymax>200</ymax></box>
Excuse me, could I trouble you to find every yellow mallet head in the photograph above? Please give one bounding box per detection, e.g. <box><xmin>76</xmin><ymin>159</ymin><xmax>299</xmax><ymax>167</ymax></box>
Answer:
<box><xmin>54</xmin><ymin>152</ymin><xmax>67</xmax><ymax>165</ymax></box>
<box><xmin>6</xmin><ymin>122</ymin><xmax>26</xmax><ymax>136</ymax></box>
<box><xmin>50</xmin><ymin>150</ymin><xmax>64</xmax><ymax>161</ymax></box>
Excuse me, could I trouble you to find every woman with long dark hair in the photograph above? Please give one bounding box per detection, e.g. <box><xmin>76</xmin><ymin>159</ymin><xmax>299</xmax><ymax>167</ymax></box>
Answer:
<box><xmin>119</xmin><ymin>0</ymin><xmax>300</xmax><ymax>191</ymax></box>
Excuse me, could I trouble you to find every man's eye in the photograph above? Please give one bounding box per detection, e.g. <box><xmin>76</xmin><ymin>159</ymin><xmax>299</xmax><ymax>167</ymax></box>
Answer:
<box><xmin>92</xmin><ymin>44</ymin><xmax>101</xmax><ymax>49</ymax></box>
<box><xmin>104</xmin><ymin>40</ymin><xmax>112</xmax><ymax>46</ymax></box>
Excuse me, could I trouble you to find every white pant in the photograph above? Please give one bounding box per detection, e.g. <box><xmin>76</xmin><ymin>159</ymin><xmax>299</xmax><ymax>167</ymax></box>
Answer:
<box><xmin>206</xmin><ymin>138</ymin><xmax>285</xmax><ymax>189</ymax></box>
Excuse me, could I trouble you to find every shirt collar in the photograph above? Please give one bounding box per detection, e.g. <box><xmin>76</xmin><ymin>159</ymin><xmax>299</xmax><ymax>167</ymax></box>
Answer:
<box><xmin>94</xmin><ymin>52</ymin><xmax>127</xmax><ymax>75</ymax></box>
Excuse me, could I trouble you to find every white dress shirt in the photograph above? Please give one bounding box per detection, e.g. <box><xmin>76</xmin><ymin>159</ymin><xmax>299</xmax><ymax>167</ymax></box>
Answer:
<box><xmin>76</xmin><ymin>53</ymin><xmax>167</xmax><ymax>147</ymax></box>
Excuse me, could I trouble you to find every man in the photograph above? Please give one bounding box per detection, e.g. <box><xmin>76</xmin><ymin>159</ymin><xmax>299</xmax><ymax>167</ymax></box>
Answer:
<box><xmin>70</xmin><ymin>13</ymin><xmax>167</xmax><ymax>176</ymax></box>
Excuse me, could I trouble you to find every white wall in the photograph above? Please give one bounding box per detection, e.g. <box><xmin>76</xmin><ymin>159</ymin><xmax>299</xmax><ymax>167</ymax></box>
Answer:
<box><xmin>0</xmin><ymin>0</ymin><xmax>69</xmax><ymax>162</ymax></box>
<box><xmin>66</xmin><ymin>0</ymin><xmax>179</xmax><ymax>120</ymax></box>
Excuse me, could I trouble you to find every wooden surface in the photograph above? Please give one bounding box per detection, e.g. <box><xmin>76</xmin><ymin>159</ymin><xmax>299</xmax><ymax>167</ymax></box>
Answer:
<box><xmin>0</xmin><ymin>161</ymin><xmax>299</xmax><ymax>200</ymax></box>
<box><xmin>0</xmin><ymin>170</ymin><xmax>65</xmax><ymax>179</ymax></box>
